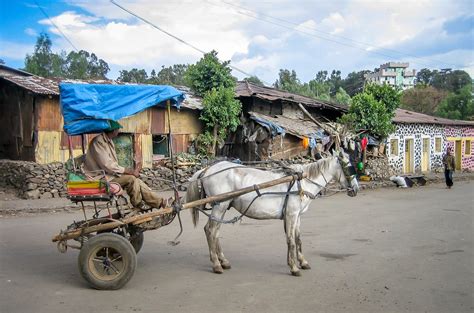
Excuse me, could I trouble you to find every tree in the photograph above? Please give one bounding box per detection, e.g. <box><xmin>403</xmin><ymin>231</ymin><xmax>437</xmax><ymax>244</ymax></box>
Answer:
<box><xmin>339</xmin><ymin>84</ymin><xmax>400</xmax><ymax>138</ymax></box>
<box><xmin>401</xmin><ymin>86</ymin><xmax>448</xmax><ymax>115</ymax></box>
<box><xmin>185</xmin><ymin>50</ymin><xmax>235</xmax><ymax>97</ymax></box>
<box><xmin>334</xmin><ymin>87</ymin><xmax>351</xmax><ymax>105</ymax></box>
<box><xmin>117</xmin><ymin>68</ymin><xmax>148</xmax><ymax>83</ymax></box>
<box><xmin>24</xmin><ymin>33</ymin><xmax>58</xmax><ymax>77</ymax></box>
<box><xmin>149</xmin><ymin>64</ymin><xmax>189</xmax><ymax>86</ymax></box>
<box><xmin>416</xmin><ymin>68</ymin><xmax>434</xmax><ymax>86</ymax></box>
<box><xmin>0</xmin><ymin>59</ymin><xmax>5</xmax><ymax>65</ymax></box>
<box><xmin>199</xmin><ymin>86</ymin><xmax>241</xmax><ymax>154</ymax></box>
<box><xmin>436</xmin><ymin>85</ymin><xmax>474</xmax><ymax>120</ymax></box>
<box><xmin>184</xmin><ymin>51</ymin><xmax>241</xmax><ymax>156</ymax></box>
<box><xmin>339</xmin><ymin>70</ymin><xmax>370</xmax><ymax>96</ymax></box>
<box><xmin>243</xmin><ymin>75</ymin><xmax>264</xmax><ymax>86</ymax></box>
<box><xmin>273</xmin><ymin>69</ymin><xmax>302</xmax><ymax>94</ymax></box>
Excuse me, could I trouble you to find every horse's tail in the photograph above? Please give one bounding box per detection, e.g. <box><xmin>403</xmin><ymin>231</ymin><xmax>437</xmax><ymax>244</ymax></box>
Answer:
<box><xmin>186</xmin><ymin>169</ymin><xmax>205</xmax><ymax>227</ymax></box>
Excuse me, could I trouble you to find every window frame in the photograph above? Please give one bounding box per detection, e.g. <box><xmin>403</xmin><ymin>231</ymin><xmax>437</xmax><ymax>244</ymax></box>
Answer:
<box><xmin>388</xmin><ymin>136</ymin><xmax>400</xmax><ymax>159</ymax></box>
<box><xmin>434</xmin><ymin>136</ymin><xmax>443</xmax><ymax>154</ymax></box>
<box><xmin>465</xmin><ymin>139</ymin><xmax>472</xmax><ymax>156</ymax></box>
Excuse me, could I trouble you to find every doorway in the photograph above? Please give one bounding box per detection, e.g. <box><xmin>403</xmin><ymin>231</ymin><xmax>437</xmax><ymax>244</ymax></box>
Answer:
<box><xmin>421</xmin><ymin>137</ymin><xmax>430</xmax><ymax>172</ymax></box>
<box><xmin>455</xmin><ymin>140</ymin><xmax>462</xmax><ymax>171</ymax></box>
<box><xmin>404</xmin><ymin>138</ymin><xmax>414</xmax><ymax>173</ymax></box>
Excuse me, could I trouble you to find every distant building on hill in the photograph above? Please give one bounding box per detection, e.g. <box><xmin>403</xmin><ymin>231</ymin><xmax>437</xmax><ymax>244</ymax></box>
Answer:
<box><xmin>365</xmin><ymin>62</ymin><xmax>416</xmax><ymax>90</ymax></box>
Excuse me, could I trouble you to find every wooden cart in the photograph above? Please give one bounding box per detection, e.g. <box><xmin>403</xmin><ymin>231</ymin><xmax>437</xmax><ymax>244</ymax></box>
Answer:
<box><xmin>52</xmin><ymin>173</ymin><xmax>305</xmax><ymax>290</ymax></box>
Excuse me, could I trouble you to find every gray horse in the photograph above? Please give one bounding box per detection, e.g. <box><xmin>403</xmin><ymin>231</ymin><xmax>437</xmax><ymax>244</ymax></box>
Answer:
<box><xmin>186</xmin><ymin>150</ymin><xmax>359</xmax><ymax>276</ymax></box>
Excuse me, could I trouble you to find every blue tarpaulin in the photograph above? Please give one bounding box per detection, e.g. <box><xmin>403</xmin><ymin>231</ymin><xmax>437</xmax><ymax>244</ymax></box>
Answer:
<box><xmin>249</xmin><ymin>116</ymin><xmax>285</xmax><ymax>137</ymax></box>
<box><xmin>60</xmin><ymin>83</ymin><xmax>185</xmax><ymax>135</ymax></box>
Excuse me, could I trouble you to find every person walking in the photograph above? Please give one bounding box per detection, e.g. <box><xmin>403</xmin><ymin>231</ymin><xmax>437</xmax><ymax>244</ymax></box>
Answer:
<box><xmin>442</xmin><ymin>147</ymin><xmax>455</xmax><ymax>189</ymax></box>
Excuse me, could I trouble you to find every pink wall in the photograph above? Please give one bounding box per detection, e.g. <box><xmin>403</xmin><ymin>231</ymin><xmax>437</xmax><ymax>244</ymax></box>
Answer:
<box><xmin>444</xmin><ymin>126</ymin><xmax>474</xmax><ymax>170</ymax></box>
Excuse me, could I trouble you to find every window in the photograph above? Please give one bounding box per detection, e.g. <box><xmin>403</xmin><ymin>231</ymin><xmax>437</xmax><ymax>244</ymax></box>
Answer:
<box><xmin>390</xmin><ymin>138</ymin><xmax>399</xmax><ymax>157</ymax></box>
<box><xmin>465</xmin><ymin>140</ymin><xmax>472</xmax><ymax>156</ymax></box>
<box><xmin>434</xmin><ymin>137</ymin><xmax>442</xmax><ymax>153</ymax></box>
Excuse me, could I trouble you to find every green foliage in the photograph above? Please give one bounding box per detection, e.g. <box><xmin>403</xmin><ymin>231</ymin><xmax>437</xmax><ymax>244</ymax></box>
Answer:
<box><xmin>66</xmin><ymin>50</ymin><xmax>109</xmax><ymax>79</ymax></box>
<box><xmin>118</xmin><ymin>68</ymin><xmax>148</xmax><ymax>83</ymax></box>
<box><xmin>339</xmin><ymin>84</ymin><xmax>400</xmax><ymax>138</ymax></box>
<box><xmin>401</xmin><ymin>86</ymin><xmax>448</xmax><ymax>115</ymax></box>
<box><xmin>184</xmin><ymin>50</ymin><xmax>236</xmax><ymax>97</ymax></box>
<box><xmin>149</xmin><ymin>64</ymin><xmax>189</xmax><ymax>86</ymax></box>
<box><xmin>243</xmin><ymin>75</ymin><xmax>264</xmax><ymax>86</ymax></box>
<box><xmin>416</xmin><ymin>68</ymin><xmax>472</xmax><ymax>93</ymax></box>
<box><xmin>23</xmin><ymin>33</ymin><xmax>109</xmax><ymax>79</ymax></box>
<box><xmin>334</xmin><ymin>87</ymin><xmax>352</xmax><ymax>105</ymax></box>
<box><xmin>436</xmin><ymin>85</ymin><xmax>474</xmax><ymax>120</ymax></box>
<box><xmin>339</xmin><ymin>70</ymin><xmax>370</xmax><ymax>96</ymax></box>
<box><xmin>195</xmin><ymin>132</ymin><xmax>214</xmax><ymax>156</ymax></box>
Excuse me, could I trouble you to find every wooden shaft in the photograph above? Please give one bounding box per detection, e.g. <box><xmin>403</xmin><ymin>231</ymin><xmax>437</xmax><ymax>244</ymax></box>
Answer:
<box><xmin>52</xmin><ymin>173</ymin><xmax>306</xmax><ymax>242</ymax></box>
<box><xmin>181</xmin><ymin>173</ymin><xmax>307</xmax><ymax>210</ymax></box>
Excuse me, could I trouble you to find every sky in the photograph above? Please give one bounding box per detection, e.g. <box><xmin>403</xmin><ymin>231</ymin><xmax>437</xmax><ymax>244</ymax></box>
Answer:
<box><xmin>1</xmin><ymin>0</ymin><xmax>473</xmax><ymax>84</ymax></box>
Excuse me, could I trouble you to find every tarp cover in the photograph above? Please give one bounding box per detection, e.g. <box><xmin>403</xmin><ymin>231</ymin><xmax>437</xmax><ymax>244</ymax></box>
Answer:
<box><xmin>60</xmin><ymin>83</ymin><xmax>185</xmax><ymax>135</ymax></box>
<box><xmin>249</xmin><ymin>115</ymin><xmax>285</xmax><ymax>137</ymax></box>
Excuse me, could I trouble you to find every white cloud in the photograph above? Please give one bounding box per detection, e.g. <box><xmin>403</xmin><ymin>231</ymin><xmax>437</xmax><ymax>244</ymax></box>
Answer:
<box><xmin>23</xmin><ymin>0</ymin><xmax>473</xmax><ymax>82</ymax></box>
<box><xmin>0</xmin><ymin>41</ymin><xmax>33</xmax><ymax>60</ymax></box>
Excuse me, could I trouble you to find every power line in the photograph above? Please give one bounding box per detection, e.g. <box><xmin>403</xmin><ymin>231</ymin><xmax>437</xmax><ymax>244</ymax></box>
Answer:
<box><xmin>110</xmin><ymin>0</ymin><xmax>268</xmax><ymax>84</ymax></box>
<box><xmin>212</xmin><ymin>0</ymin><xmax>465</xmax><ymax>69</ymax></box>
<box><xmin>34</xmin><ymin>0</ymin><xmax>79</xmax><ymax>52</ymax></box>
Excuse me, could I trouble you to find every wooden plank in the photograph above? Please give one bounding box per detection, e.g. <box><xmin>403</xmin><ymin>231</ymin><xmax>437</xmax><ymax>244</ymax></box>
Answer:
<box><xmin>151</xmin><ymin>107</ymin><xmax>166</xmax><ymax>134</ymax></box>
<box><xmin>37</xmin><ymin>97</ymin><xmax>62</xmax><ymax>131</ymax></box>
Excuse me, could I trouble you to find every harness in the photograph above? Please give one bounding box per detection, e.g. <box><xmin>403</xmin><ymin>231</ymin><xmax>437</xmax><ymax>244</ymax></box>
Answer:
<box><xmin>192</xmin><ymin>157</ymin><xmax>357</xmax><ymax>224</ymax></box>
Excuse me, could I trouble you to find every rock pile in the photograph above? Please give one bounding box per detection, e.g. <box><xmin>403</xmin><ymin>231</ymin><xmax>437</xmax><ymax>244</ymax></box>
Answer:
<box><xmin>365</xmin><ymin>157</ymin><xmax>396</xmax><ymax>180</ymax></box>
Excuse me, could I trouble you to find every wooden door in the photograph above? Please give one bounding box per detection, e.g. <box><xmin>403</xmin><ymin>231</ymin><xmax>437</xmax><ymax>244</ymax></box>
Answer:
<box><xmin>421</xmin><ymin>138</ymin><xmax>430</xmax><ymax>172</ymax></box>
<box><xmin>404</xmin><ymin>139</ymin><xmax>414</xmax><ymax>173</ymax></box>
<box><xmin>455</xmin><ymin>140</ymin><xmax>462</xmax><ymax>171</ymax></box>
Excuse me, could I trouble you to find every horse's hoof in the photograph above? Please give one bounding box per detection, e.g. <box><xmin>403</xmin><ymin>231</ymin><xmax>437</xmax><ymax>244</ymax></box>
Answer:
<box><xmin>221</xmin><ymin>261</ymin><xmax>232</xmax><ymax>270</ymax></box>
<box><xmin>301</xmin><ymin>263</ymin><xmax>311</xmax><ymax>270</ymax></box>
<box><xmin>213</xmin><ymin>266</ymin><xmax>224</xmax><ymax>274</ymax></box>
<box><xmin>291</xmin><ymin>270</ymin><xmax>301</xmax><ymax>277</ymax></box>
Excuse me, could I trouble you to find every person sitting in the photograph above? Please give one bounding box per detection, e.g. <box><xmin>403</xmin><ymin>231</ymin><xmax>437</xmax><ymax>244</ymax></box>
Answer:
<box><xmin>82</xmin><ymin>121</ymin><xmax>164</xmax><ymax>210</ymax></box>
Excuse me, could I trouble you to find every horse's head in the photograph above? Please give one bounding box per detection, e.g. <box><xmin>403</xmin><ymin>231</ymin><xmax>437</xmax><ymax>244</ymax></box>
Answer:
<box><xmin>332</xmin><ymin>149</ymin><xmax>359</xmax><ymax>197</ymax></box>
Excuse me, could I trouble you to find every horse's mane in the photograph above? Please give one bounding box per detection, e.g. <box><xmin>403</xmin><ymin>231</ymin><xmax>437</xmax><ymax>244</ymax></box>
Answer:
<box><xmin>302</xmin><ymin>157</ymin><xmax>334</xmax><ymax>179</ymax></box>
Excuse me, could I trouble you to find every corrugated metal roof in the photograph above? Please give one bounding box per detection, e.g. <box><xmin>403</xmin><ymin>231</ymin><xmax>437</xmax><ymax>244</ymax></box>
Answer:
<box><xmin>236</xmin><ymin>81</ymin><xmax>348</xmax><ymax>112</ymax></box>
<box><xmin>0</xmin><ymin>66</ymin><xmax>203</xmax><ymax>110</ymax></box>
<box><xmin>394</xmin><ymin>109</ymin><xmax>474</xmax><ymax>126</ymax></box>
<box><xmin>1</xmin><ymin>73</ymin><xmax>60</xmax><ymax>95</ymax></box>
<box><xmin>249</xmin><ymin>111</ymin><xmax>323</xmax><ymax>139</ymax></box>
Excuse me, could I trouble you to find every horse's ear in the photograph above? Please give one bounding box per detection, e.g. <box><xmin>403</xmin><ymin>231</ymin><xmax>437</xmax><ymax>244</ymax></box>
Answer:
<box><xmin>332</xmin><ymin>149</ymin><xmax>337</xmax><ymax>157</ymax></box>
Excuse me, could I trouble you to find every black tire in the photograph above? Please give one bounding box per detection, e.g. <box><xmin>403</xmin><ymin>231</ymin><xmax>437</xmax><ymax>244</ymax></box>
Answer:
<box><xmin>78</xmin><ymin>233</ymin><xmax>137</xmax><ymax>290</ymax></box>
<box><xmin>129</xmin><ymin>231</ymin><xmax>144</xmax><ymax>254</ymax></box>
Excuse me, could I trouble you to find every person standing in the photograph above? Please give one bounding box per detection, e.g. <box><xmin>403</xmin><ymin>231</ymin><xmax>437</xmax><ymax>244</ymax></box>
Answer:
<box><xmin>442</xmin><ymin>147</ymin><xmax>455</xmax><ymax>189</ymax></box>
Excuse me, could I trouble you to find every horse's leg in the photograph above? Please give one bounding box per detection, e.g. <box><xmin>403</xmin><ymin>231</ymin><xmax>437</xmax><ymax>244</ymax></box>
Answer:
<box><xmin>215</xmin><ymin>224</ymin><xmax>231</xmax><ymax>270</ymax></box>
<box><xmin>285</xmin><ymin>211</ymin><xmax>301</xmax><ymax>276</ymax></box>
<box><xmin>296</xmin><ymin>215</ymin><xmax>311</xmax><ymax>270</ymax></box>
<box><xmin>203</xmin><ymin>203</ymin><xmax>229</xmax><ymax>274</ymax></box>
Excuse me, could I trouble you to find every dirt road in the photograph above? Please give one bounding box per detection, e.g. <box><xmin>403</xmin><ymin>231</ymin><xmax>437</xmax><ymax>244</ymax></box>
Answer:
<box><xmin>0</xmin><ymin>182</ymin><xmax>472</xmax><ymax>313</ymax></box>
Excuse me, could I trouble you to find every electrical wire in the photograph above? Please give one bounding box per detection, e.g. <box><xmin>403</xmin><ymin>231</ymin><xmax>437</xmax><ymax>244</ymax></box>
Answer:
<box><xmin>110</xmin><ymin>0</ymin><xmax>271</xmax><ymax>85</ymax></box>
<box><xmin>211</xmin><ymin>0</ymin><xmax>466</xmax><ymax>69</ymax></box>
<box><xmin>34</xmin><ymin>0</ymin><xmax>79</xmax><ymax>52</ymax></box>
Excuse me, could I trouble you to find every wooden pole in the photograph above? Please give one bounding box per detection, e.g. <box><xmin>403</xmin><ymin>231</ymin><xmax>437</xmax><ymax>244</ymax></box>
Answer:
<box><xmin>52</xmin><ymin>173</ymin><xmax>307</xmax><ymax>242</ymax></box>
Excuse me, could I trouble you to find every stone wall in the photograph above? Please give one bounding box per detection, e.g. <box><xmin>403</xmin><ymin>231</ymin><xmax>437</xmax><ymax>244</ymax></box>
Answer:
<box><xmin>0</xmin><ymin>160</ymin><xmax>67</xmax><ymax>199</ymax></box>
<box><xmin>0</xmin><ymin>159</ymin><xmax>203</xmax><ymax>199</ymax></box>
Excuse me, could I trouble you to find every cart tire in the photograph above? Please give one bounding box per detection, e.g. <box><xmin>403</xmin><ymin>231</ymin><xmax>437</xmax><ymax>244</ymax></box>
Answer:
<box><xmin>78</xmin><ymin>233</ymin><xmax>137</xmax><ymax>290</ymax></box>
<box><xmin>129</xmin><ymin>231</ymin><xmax>144</xmax><ymax>254</ymax></box>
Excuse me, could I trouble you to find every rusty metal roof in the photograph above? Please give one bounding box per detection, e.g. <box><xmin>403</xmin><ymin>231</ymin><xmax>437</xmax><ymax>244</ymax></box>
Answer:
<box><xmin>0</xmin><ymin>66</ymin><xmax>203</xmax><ymax>110</ymax></box>
<box><xmin>1</xmin><ymin>72</ymin><xmax>60</xmax><ymax>95</ymax></box>
<box><xmin>236</xmin><ymin>81</ymin><xmax>348</xmax><ymax>112</ymax></box>
<box><xmin>394</xmin><ymin>109</ymin><xmax>474</xmax><ymax>126</ymax></box>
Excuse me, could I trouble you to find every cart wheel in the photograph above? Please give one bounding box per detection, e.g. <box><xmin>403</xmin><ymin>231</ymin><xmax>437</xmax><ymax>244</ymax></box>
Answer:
<box><xmin>78</xmin><ymin>233</ymin><xmax>137</xmax><ymax>290</ymax></box>
<box><xmin>129</xmin><ymin>231</ymin><xmax>144</xmax><ymax>254</ymax></box>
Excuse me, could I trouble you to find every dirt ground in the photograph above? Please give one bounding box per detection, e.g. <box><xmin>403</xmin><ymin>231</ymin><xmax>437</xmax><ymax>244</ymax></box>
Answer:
<box><xmin>0</xmin><ymin>181</ymin><xmax>473</xmax><ymax>313</ymax></box>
